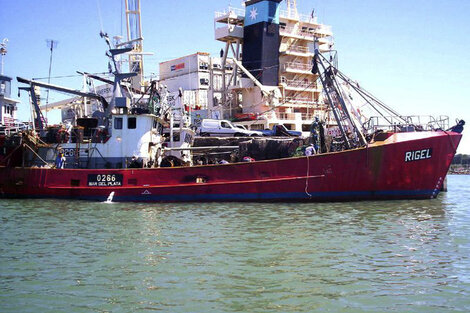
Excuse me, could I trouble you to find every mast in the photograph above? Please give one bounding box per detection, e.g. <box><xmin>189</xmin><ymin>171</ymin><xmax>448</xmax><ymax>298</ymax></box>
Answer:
<box><xmin>124</xmin><ymin>0</ymin><xmax>144</xmax><ymax>90</ymax></box>
<box><xmin>313</xmin><ymin>41</ymin><xmax>367</xmax><ymax>148</ymax></box>
<box><xmin>0</xmin><ymin>38</ymin><xmax>7</xmax><ymax>76</ymax></box>
<box><xmin>45</xmin><ymin>39</ymin><xmax>58</xmax><ymax>112</ymax></box>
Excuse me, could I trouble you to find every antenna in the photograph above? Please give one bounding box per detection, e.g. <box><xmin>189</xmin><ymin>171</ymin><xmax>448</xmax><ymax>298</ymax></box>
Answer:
<box><xmin>45</xmin><ymin>39</ymin><xmax>59</xmax><ymax>120</ymax></box>
<box><xmin>0</xmin><ymin>38</ymin><xmax>8</xmax><ymax>75</ymax></box>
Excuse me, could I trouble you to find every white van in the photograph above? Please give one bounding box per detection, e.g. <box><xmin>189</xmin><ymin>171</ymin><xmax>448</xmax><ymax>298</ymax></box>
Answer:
<box><xmin>199</xmin><ymin>119</ymin><xmax>263</xmax><ymax>137</ymax></box>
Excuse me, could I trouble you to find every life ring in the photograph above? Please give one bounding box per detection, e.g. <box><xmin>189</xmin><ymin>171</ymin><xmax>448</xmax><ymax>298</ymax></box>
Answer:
<box><xmin>56</xmin><ymin>129</ymin><xmax>70</xmax><ymax>143</ymax></box>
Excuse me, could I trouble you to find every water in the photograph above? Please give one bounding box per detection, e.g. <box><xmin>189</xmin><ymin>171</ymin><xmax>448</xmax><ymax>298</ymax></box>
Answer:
<box><xmin>1</xmin><ymin>176</ymin><xmax>469</xmax><ymax>312</ymax></box>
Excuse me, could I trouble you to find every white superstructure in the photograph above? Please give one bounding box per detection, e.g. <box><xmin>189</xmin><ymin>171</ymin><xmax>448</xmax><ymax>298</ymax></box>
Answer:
<box><xmin>158</xmin><ymin>1</ymin><xmax>334</xmax><ymax>134</ymax></box>
<box><xmin>0</xmin><ymin>75</ymin><xmax>20</xmax><ymax>131</ymax></box>
<box><xmin>214</xmin><ymin>0</ymin><xmax>334</xmax><ymax>133</ymax></box>
<box><xmin>0</xmin><ymin>39</ymin><xmax>21</xmax><ymax>133</ymax></box>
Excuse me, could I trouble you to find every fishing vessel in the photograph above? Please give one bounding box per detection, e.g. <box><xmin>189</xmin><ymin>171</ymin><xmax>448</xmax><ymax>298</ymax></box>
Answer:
<box><xmin>0</xmin><ymin>0</ymin><xmax>464</xmax><ymax>202</ymax></box>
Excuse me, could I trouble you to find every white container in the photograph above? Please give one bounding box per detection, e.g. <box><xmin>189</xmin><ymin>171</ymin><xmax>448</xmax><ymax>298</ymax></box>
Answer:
<box><xmin>212</xmin><ymin>74</ymin><xmax>223</xmax><ymax>91</ymax></box>
<box><xmin>160</xmin><ymin>71</ymin><xmax>210</xmax><ymax>91</ymax></box>
<box><xmin>197</xmin><ymin>90</ymin><xmax>208</xmax><ymax>109</ymax></box>
<box><xmin>159</xmin><ymin>53</ymin><xmax>210</xmax><ymax>80</ymax></box>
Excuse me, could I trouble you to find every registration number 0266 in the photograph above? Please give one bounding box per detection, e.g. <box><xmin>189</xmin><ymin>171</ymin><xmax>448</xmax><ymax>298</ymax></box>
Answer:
<box><xmin>87</xmin><ymin>174</ymin><xmax>123</xmax><ymax>187</ymax></box>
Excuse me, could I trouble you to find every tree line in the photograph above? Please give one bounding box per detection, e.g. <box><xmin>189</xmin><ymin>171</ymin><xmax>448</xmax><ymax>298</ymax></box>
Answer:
<box><xmin>452</xmin><ymin>154</ymin><xmax>470</xmax><ymax>165</ymax></box>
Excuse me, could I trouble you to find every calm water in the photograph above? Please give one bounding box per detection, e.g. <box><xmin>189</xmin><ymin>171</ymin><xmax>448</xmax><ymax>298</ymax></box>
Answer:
<box><xmin>1</xmin><ymin>176</ymin><xmax>469</xmax><ymax>312</ymax></box>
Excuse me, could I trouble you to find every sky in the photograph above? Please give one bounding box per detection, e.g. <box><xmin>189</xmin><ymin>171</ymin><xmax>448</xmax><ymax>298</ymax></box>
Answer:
<box><xmin>1</xmin><ymin>0</ymin><xmax>469</xmax><ymax>153</ymax></box>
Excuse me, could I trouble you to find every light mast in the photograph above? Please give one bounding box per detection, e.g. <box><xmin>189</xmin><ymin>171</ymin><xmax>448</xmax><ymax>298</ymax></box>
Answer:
<box><xmin>124</xmin><ymin>0</ymin><xmax>145</xmax><ymax>90</ymax></box>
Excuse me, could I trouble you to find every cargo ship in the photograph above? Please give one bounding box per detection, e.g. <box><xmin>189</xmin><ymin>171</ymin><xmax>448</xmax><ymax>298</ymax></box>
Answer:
<box><xmin>0</xmin><ymin>0</ymin><xmax>464</xmax><ymax>202</ymax></box>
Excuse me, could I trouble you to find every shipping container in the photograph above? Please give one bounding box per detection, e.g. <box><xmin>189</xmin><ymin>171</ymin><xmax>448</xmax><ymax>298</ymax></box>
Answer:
<box><xmin>183</xmin><ymin>90</ymin><xmax>196</xmax><ymax>107</ymax></box>
<box><xmin>160</xmin><ymin>72</ymin><xmax>210</xmax><ymax>91</ymax></box>
<box><xmin>210</xmin><ymin>58</ymin><xmax>223</xmax><ymax>71</ymax></box>
<box><xmin>211</xmin><ymin>92</ymin><xmax>222</xmax><ymax>108</ymax></box>
<box><xmin>159</xmin><ymin>52</ymin><xmax>210</xmax><ymax>80</ymax></box>
<box><xmin>210</xmin><ymin>57</ymin><xmax>235</xmax><ymax>72</ymax></box>
<box><xmin>197</xmin><ymin>90</ymin><xmax>208</xmax><ymax>109</ymax></box>
<box><xmin>212</xmin><ymin>74</ymin><xmax>223</xmax><ymax>91</ymax></box>
<box><xmin>169</xmin><ymin>90</ymin><xmax>209</xmax><ymax>110</ymax></box>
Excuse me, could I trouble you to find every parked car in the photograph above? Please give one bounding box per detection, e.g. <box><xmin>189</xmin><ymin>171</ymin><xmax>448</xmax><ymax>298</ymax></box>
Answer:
<box><xmin>260</xmin><ymin>124</ymin><xmax>302</xmax><ymax>137</ymax></box>
<box><xmin>199</xmin><ymin>119</ymin><xmax>263</xmax><ymax>137</ymax></box>
<box><xmin>233</xmin><ymin>124</ymin><xmax>246</xmax><ymax>130</ymax></box>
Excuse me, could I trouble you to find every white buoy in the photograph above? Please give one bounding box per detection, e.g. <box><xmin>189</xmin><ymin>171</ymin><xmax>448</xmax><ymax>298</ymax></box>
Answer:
<box><xmin>105</xmin><ymin>191</ymin><xmax>115</xmax><ymax>203</ymax></box>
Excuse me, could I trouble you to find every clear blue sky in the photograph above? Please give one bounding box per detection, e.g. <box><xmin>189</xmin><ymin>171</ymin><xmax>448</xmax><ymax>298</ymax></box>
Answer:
<box><xmin>1</xmin><ymin>0</ymin><xmax>469</xmax><ymax>153</ymax></box>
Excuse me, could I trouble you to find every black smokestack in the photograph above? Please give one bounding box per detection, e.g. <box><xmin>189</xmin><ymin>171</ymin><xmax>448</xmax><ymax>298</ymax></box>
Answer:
<box><xmin>242</xmin><ymin>0</ymin><xmax>282</xmax><ymax>86</ymax></box>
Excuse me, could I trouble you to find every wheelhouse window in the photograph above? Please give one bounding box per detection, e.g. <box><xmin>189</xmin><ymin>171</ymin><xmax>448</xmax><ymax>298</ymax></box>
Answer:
<box><xmin>128</xmin><ymin>117</ymin><xmax>137</xmax><ymax>129</ymax></box>
<box><xmin>114</xmin><ymin>117</ymin><xmax>123</xmax><ymax>129</ymax></box>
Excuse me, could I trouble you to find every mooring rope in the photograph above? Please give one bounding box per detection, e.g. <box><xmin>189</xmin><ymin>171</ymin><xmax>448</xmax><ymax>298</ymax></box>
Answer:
<box><xmin>305</xmin><ymin>154</ymin><xmax>313</xmax><ymax>198</ymax></box>
<box><xmin>443</xmin><ymin>130</ymin><xmax>457</xmax><ymax>154</ymax></box>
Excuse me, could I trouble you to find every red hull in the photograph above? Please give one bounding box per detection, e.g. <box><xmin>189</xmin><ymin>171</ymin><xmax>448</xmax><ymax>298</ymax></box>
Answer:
<box><xmin>0</xmin><ymin>131</ymin><xmax>461</xmax><ymax>202</ymax></box>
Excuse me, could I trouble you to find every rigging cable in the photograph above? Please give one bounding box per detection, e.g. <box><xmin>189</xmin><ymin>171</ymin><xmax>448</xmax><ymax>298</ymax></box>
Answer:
<box><xmin>96</xmin><ymin>0</ymin><xmax>104</xmax><ymax>34</ymax></box>
<box><xmin>33</xmin><ymin>72</ymin><xmax>110</xmax><ymax>81</ymax></box>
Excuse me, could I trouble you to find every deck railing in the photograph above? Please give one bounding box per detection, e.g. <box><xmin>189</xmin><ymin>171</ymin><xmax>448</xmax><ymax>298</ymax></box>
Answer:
<box><xmin>279</xmin><ymin>26</ymin><xmax>316</xmax><ymax>40</ymax></box>
<box><xmin>214</xmin><ymin>7</ymin><xmax>245</xmax><ymax>19</ymax></box>
<box><xmin>282</xmin><ymin>62</ymin><xmax>313</xmax><ymax>72</ymax></box>
<box><xmin>283</xmin><ymin>44</ymin><xmax>312</xmax><ymax>54</ymax></box>
<box><xmin>281</xmin><ymin>77</ymin><xmax>317</xmax><ymax>89</ymax></box>
<box><xmin>365</xmin><ymin>115</ymin><xmax>450</xmax><ymax>132</ymax></box>
<box><xmin>279</xmin><ymin>10</ymin><xmax>318</xmax><ymax>24</ymax></box>
<box><xmin>277</xmin><ymin>112</ymin><xmax>297</xmax><ymax>121</ymax></box>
